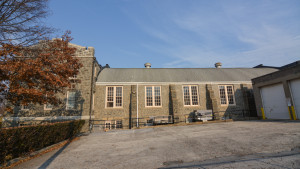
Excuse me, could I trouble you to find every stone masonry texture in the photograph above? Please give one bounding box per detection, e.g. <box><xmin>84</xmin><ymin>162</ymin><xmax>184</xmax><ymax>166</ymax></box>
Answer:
<box><xmin>93</xmin><ymin>82</ymin><xmax>255</xmax><ymax>128</ymax></box>
<box><xmin>4</xmin><ymin>43</ymin><xmax>99</xmax><ymax>132</ymax></box>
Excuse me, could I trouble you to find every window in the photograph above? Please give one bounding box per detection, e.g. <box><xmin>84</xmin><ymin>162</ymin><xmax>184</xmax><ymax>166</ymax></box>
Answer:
<box><xmin>66</xmin><ymin>91</ymin><xmax>76</xmax><ymax>109</ymax></box>
<box><xmin>94</xmin><ymin>66</ymin><xmax>97</xmax><ymax>77</ymax></box>
<box><xmin>44</xmin><ymin>103</ymin><xmax>53</xmax><ymax>110</ymax></box>
<box><xmin>145</xmin><ymin>86</ymin><xmax>161</xmax><ymax>107</ymax></box>
<box><xmin>116</xmin><ymin>120</ymin><xmax>122</xmax><ymax>129</ymax></box>
<box><xmin>106</xmin><ymin>86</ymin><xmax>123</xmax><ymax>108</ymax></box>
<box><xmin>183</xmin><ymin>85</ymin><xmax>199</xmax><ymax>106</ymax></box>
<box><xmin>105</xmin><ymin>121</ymin><xmax>111</xmax><ymax>130</ymax></box>
<box><xmin>104</xmin><ymin>120</ymin><xmax>122</xmax><ymax>130</ymax></box>
<box><xmin>219</xmin><ymin>85</ymin><xmax>235</xmax><ymax>105</ymax></box>
<box><xmin>21</xmin><ymin>105</ymin><xmax>29</xmax><ymax>110</ymax></box>
<box><xmin>69</xmin><ymin>74</ymin><xmax>77</xmax><ymax>79</ymax></box>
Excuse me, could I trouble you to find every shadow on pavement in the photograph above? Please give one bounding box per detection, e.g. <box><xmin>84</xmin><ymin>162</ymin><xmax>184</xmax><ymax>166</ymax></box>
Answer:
<box><xmin>159</xmin><ymin>148</ymin><xmax>300</xmax><ymax>169</ymax></box>
<box><xmin>38</xmin><ymin>141</ymin><xmax>71</xmax><ymax>169</ymax></box>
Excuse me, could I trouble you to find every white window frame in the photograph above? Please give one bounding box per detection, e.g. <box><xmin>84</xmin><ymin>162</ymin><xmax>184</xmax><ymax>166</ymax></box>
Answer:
<box><xmin>104</xmin><ymin>120</ymin><xmax>122</xmax><ymax>130</ymax></box>
<box><xmin>145</xmin><ymin>86</ymin><xmax>162</xmax><ymax>107</ymax></box>
<box><xmin>69</xmin><ymin>74</ymin><xmax>78</xmax><ymax>79</ymax></box>
<box><xmin>66</xmin><ymin>91</ymin><xmax>76</xmax><ymax>110</ymax></box>
<box><xmin>182</xmin><ymin>85</ymin><xmax>199</xmax><ymax>106</ymax></box>
<box><xmin>218</xmin><ymin>85</ymin><xmax>236</xmax><ymax>106</ymax></box>
<box><xmin>105</xmin><ymin>121</ymin><xmax>113</xmax><ymax>130</ymax></box>
<box><xmin>105</xmin><ymin>86</ymin><xmax>123</xmax><ymax>108</ymax></box>
<box><xmin>44</xmin><ymin>94</ymin><xmax>53</xmax><ymax>110</ymax></box>
<box><xmin>21</xmin><ymin>105</ymin><xmax>29</xmax><ymax>110</ymax></box>
<box><xmin>44</xmin><ymin>103</ymin><xmax>53</xmax><ymax>110</ymax></box>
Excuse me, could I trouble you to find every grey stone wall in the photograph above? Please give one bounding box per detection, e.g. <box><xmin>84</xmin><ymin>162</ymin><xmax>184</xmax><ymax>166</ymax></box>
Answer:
<box><xmin>171</xmin><ymin>84</ymin><xmax>204</xmax><ymax>122</ymax></box>
<box><xmin>135</xmin><ymin>85</ymin><xmax>170</xmax><ymax>125</ymax></box>
<box><xmin>93</xmin><ymin>82</ymin><xmax>253</xmax><ymax>129</ymax></box>
<box><xmin>93</xmin><ymin>85</ymin><xmax>131</xmax><ymax>128</ymax></box>
<box><xmin>3</xmin><ymin>43</ymin><xmax>98</xmax><ymax>131</ymax></box>
<box><xmin>209</xmin><ymin>84</ymin><xmax>253</xmax><ymax>120</ymax></box>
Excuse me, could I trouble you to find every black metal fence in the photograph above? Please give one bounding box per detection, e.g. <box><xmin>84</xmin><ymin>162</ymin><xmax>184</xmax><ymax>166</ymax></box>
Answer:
<box><xmin>90</xmin><ymin>109</ymin><xmax>257</xmax><ymax>131</ymax></box>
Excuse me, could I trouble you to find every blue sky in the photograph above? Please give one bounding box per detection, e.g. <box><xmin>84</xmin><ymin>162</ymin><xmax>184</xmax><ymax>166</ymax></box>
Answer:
<box><xmin>47</xmin><ymin>0</ymin><xmax>300</xmax><ymax>68</ymax></box>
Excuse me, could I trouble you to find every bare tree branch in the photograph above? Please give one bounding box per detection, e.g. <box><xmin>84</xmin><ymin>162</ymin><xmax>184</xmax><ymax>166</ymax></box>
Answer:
<box><xmin>0</xmin><ymin>0</ymin><xmax>53</xmax><ymax>46</ymax></box>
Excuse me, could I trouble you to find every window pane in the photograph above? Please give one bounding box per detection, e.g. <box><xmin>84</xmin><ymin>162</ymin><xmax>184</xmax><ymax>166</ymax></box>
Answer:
<box><xmin>107</xmin><ymin>87</ymin><xmax>114</xmax><ymax>101</ymax></box>
<box><xmin>107</xmin><ymin>102</ymin><xmax>113</xmax><ymax>107</ymax></box>
<box><xmin>67</xmin><ymin>91</ymin><xmax>76</xmax><ymax>109</ymax></box>
<box><xmin>183</xmin><ymin>86</ymin><xmax>190</xmax><ymax>105</ymax></box>
<box><xmin>146</xmin><ymin>87</ymin><xmax>153</xmax><ymax>106</ymax></box>
<box><xmin>116</xmin><ymin>120</ymin><xmax>122</xmax><ymax>128</ymax></box>
<box><xmin>22</xmin><ymin>105</ymin><xmax>29</xmax><ymax>110</ymax></box>
<box><xmin>226</xmin><ymin>86</ymin><xmax>234</xmax><ymax>105</ymax></box>
<box><xmin>191</xmin><ymin>86</ymin><xmax>198</xmax><ymax>105</ymax></box>
<box><xmin>219</xmin><ymin>86</ymin><xmax>227</xmax><ymax>104</ymax></box>
<box><xmin>116</xmin><ymin>87</ymin><xmax>122</xmax><ymax>107</ymax></box>
<box><xmin>116</xmin><ymin>87</ymin><xmax>122</xmax><ymax>96</ymax></box>
<box><xmin>105</xmin><ymin>122</ymin><xmax>111</xmax><ymax>129</ymax></box>
<box><xmin>107</xmin><ymin>87</ymin><xmax>114</xmax><ymax>107</ymax></box>
<box><xmin>45</xmin><ymin>104</ymin><xmax>53</xmax><ymax>109</ymax></box>
<box><xmin>154</xmin><ymin>86</ymin><xmax>161</xmax><ymax>106</ymax></box>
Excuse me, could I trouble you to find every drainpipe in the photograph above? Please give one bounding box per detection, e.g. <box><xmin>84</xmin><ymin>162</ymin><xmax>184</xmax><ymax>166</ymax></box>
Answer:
<box><xmin>89</xmin><ymin>58</ymin><xmax>96</xmax><ymax>132</ymax></box>
<box><xmin>137</xmin><ymin>83</ymin><xmax>139</xmax><ymax>127</ymax></box>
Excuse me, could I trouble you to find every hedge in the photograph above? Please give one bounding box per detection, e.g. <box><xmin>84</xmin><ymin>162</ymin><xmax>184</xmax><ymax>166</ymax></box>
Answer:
<box><xmin>0</xmin><ymin>120</ymin><xmax>85</xmax><ymax>164</ymax></box>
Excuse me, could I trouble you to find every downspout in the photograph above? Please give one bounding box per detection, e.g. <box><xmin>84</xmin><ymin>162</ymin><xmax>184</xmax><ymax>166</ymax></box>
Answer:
<box><xmin>89</xmin><ymin>58</ymin><xmax>95</xmax><ymax>132</ymax></box>
<box><xmin>137</xmin><ymin>83</ymin><xmax>139</xmax><ymax>127</ymax></box>
<box><xmin>91</xmin><ymin>63</ymin><xmax>109</xmax><ymax>130</ymax></box>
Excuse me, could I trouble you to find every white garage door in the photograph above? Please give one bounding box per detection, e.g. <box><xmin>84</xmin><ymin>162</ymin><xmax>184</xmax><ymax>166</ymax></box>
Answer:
<box><xmin>260</xmin><ymin>83</ymin><xmax>290</xmax><ymax>119</ymax></box>
<box><xmin>290</xmin><ymin>78</ymin><xmax>300</xmax><ymax>119</ymax></box>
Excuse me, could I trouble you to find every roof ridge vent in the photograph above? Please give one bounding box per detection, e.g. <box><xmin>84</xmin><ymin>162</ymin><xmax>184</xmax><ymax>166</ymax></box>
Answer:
<box><xmin>215</xmin><ymin>62</ymin><xmax>222</xmax><ymax>68</ymax></box>
<box><xmin>144</xmin><ymin>63</ymin><xmax>151</xmax><ymax>68</ymax></box>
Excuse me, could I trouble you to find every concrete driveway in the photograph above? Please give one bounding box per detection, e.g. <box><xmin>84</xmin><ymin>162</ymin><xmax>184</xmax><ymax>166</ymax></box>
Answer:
<box><xmin>13</xmin><ymin>121</ymin><xmax>300</xmax><ymax>169</ymax></box>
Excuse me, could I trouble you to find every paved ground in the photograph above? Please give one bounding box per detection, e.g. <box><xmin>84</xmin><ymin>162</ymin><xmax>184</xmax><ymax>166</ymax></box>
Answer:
<box><xmin>13</xmin><ymin>121</ymin><xmax>300</xmax><ymax>169</ymax></box>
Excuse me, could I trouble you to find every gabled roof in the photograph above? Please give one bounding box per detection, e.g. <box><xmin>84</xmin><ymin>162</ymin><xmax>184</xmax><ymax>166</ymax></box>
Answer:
<box><xmin>96</xmin><ymin>68</ymin><xmax>278</xmax><ymax>83</ymax></box>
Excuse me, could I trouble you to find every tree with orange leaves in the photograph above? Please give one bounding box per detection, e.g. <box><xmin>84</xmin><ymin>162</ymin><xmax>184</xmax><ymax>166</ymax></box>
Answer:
<box><xmin>0</xmin><ymin>32</ymin><xmax>82</xmax><ymax>111</ymax></box>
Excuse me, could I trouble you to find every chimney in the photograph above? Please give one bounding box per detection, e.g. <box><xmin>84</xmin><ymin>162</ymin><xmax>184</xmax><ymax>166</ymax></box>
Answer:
<box><xmin>144</xmin><ymin>63</ymin><xmax>151</xmax><ymax>68</ymax></box>
<box><xmin>215</xmin><ymin>62</ymin><xmax>222</xmax><ymax>68</ymax></box>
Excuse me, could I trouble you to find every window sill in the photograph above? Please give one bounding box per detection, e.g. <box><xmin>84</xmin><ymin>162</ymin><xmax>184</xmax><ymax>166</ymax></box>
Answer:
<box><xmin>145</xmin><ymin>106</ymin><xmax>163</xmax><ymax>108</ymax></box>
<box><xmin>220</xmin><ymin>104</ymin><xmax>236</xmax><ymax>107</ymax></box>
<box><xmin>183</xmin><ymin>105</ymin><xmax>200</xmax><ymax>107</ymax></box>
<box><xmin>105</xmin><ymin>107</ymin><xmax>123</xmax><ymax>109</ymax></box>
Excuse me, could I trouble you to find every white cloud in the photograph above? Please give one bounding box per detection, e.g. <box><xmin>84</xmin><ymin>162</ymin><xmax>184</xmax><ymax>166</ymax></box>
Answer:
<box><xmin>124</xmin><ymin>0</ymin><xmax>300</xmax><ymax>68</ymax></box>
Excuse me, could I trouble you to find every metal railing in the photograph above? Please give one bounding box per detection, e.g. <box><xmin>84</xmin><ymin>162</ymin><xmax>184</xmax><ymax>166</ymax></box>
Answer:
<box><xmin>89</xmin><ymin>109</ymin><xmax>257</xmax><ymax>131</ymax></box>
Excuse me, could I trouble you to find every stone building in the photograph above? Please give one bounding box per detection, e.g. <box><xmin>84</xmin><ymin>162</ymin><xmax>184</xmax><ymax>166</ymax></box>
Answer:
<box><xmin>3</xmin><ymin>42</ymin><xmax>101</xmax><ymax>131</ymax></box>
<box><xmin>94</xmin><ymin>63</ymin><xmax>277</xmax><ymax>129</ymax></box>
<box><xmin>2</xmin><ymin>42</ymin><xmax>282</xmax><ymax>130</ymax></box>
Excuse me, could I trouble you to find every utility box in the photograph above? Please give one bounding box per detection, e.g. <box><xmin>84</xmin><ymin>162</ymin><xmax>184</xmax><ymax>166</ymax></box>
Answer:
<box><xmin>194</xmin><ymin>110</ymin><xmax>213</xmax><ymax>122</ymax></box>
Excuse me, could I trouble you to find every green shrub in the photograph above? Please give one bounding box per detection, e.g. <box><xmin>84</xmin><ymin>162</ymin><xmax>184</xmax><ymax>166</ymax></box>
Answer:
<box><xmin>0</xmin><ymin>120</ymin><xmax>85</xmax><ymax>164</ymax></box>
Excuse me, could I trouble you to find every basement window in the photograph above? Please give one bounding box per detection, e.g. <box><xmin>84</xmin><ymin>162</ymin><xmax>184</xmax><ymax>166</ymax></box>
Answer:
<box><xmin>106</xmin><ymin>86</ymin><xmax>123</xmax><ymax>108</ymax></box>
<box><xmin>183</xmin><ymin>85</ymin><xmax>199</xmax><ymax>106</ymax></box>
<box><xmin>116</xmin><ymin>120</ymin><xmax>122</xmax><ymax>129</ymax></box>
<box><xmin>219</xmin><ymin>85</ymin><xmax>235</xmax><ymax>105</ymax></box>
<box><xmin>145</xmin><ymin>86</ymin><xmax>161</xmax><ymax>107</ymax></box>
<box><xmin>104</xmin><ymin>120</ymin><xmax>122</xmax><ymax>130</ymax></box>
<box><xmin>105</xmin><ymin>121</ymin><xmax>111</xmax><ymax>130</ymax></box>
<box><xmin>69</xmin><ymin>74</ymin><xmax>77</xmax><ymax>79</ymax></box>
<box><xmin>21</xmin><ymin>105</ymin><xmax>29</xmax><ymax>110</ymax></box>
<box><xmin>44</xmin><ymin>103</ymin><xmax>53</xmax><ymax>110</ymax></box>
